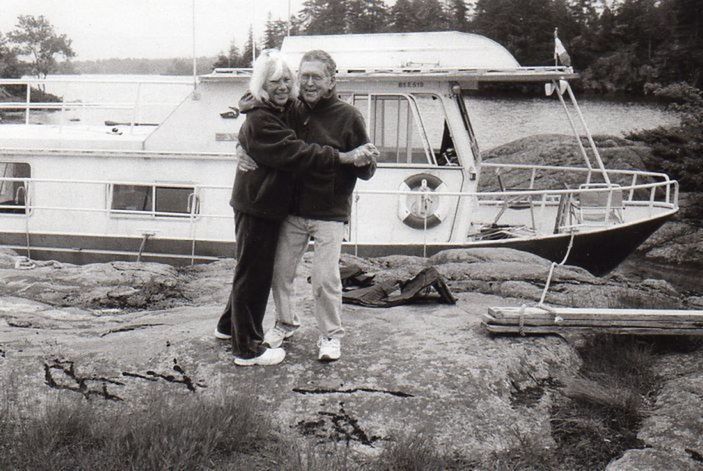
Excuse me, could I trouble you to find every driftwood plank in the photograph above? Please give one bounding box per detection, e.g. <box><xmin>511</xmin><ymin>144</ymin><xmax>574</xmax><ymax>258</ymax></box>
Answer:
<box><xmin>488</xmin><ymin>307</ymin><xmax>703</xmax><ymax>322</ymax></box>
<box><xmin>482</xmin><ymin>313</ymin><xmax>703</xmax><ymax>329</ymax></box>
<box><xmin>482</xmin><ymin>322</ymin><xmax>703</xmax><ymax>336</ymax></box>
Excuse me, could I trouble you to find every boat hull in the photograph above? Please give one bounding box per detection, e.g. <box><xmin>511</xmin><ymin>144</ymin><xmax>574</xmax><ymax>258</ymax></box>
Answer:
<box><xmin>0</xmin><ymin>211</ymin><xmax>674</xmax><ymax>276</ymax></box>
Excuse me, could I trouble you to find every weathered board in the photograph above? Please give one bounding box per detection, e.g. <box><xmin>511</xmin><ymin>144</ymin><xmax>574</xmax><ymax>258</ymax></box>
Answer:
<box><xmin>483</xmin><ymin>307</ymin><xmax>703</xmax><ymax>336</ymax></box>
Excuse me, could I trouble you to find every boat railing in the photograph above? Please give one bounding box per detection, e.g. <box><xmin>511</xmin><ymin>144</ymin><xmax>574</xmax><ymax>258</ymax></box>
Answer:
<box><xmin>0</xmin><ymin>170</ymin><xmax>679</xmax><ymax>264</ymax></box>
<box><xmin>0</xmin><ymin>77</ymin><xmax>191</xmax><ymax>130</ymax></box>
<box><xmin>1</xmin><ymin>171</ymin><xmax>678</xmax><ymax>223</ymax></box>
<box><xmin>481</xmin><ymin>162</ymin><xmax>673</xmax><ymax>203</ymax></box>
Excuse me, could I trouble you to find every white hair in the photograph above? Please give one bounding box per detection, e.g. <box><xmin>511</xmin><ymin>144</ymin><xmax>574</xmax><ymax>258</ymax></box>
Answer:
<box><xmin>249</xmin><ymin>49</ymin><xmax>297</xmax><ymax>102</ymax></box>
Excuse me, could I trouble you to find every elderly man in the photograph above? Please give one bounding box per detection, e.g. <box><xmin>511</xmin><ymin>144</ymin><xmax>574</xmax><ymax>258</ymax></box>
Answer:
<box><xmin>250</xmin><ymin>49</ymin><xmax>377</xmax><ymax>361</ymax></box>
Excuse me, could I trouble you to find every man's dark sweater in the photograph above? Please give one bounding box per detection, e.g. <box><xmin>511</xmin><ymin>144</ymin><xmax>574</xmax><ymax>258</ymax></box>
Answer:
<box><xmin>230</xmin><ymin>95</ymin><xmax>339</xmax><ymax>220</ymax></box>
<box><xmin>290</xmin><ymin>92</ymin><xmax>376</xmax><ymax>222</ymax></box>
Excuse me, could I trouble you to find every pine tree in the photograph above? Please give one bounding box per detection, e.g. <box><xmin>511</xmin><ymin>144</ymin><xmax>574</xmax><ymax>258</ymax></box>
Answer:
<box><xmin>240</xmin><ymin>25</ymin><xmax>257</xmax><ymax>68</ymax></box>
<box><xmin>414</xmin><ymin>0</ymin><xmax>450</xmax><ymax>31</ymax></box>
<box><xmin>390</xmin><ymin>0</ymin><xmax>419</xmax><ymax>32</ymax></box>
<box><xmin>448</xmin><ymin>0</ymin><xmax>470</xmax><ymax>31</ymax></box>
<box><xmin>263</xmin><ymin>13</ymin><xmax>289</xmax><ymax>49</ymax></box>
<box><xmin>347</xmin><ymin>0</ymin><xmax>390</xmax><ymax>33</ymax></box>
<box><xmin>212</xmin><ymin>39</ymin><xmax>241</xmax><ymax>69</ymax></box>
<box><xmin>300</xmin><ymin>0</ymin><xmax>350</xmax><ymax>34</ymax></box>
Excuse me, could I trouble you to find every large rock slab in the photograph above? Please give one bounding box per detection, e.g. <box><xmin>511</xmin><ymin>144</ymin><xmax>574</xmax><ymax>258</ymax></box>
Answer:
<box><xmin>1</xmin><ymin>247</ymin><xmax>702</xmax><ymax>465</ymax></box>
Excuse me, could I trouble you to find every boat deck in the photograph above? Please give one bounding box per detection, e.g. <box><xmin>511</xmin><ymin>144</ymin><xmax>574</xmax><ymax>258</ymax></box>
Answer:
<box><xmin>0</xmin><ymin>124</ymin><xmax>150</xmax><ymax>151</ymax></box>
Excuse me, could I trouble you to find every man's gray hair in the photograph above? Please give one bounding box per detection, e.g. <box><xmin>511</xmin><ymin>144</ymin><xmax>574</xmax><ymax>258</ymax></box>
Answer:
<box><xmin>249</xmin><ymin>49</ymin><xmax>297</xmax><ymax>101</ymax></box>
<box><xmin>300</xmin><ymin>50</ymin><xmax>337</xmax><ymax>78</ymax></box>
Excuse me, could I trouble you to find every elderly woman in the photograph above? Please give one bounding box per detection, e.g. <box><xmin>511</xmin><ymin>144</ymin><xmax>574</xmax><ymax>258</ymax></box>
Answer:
<box><xmin>215</xmin><ymin>49</ymin><xmax>372</xmax><ymax>366</ymax></box>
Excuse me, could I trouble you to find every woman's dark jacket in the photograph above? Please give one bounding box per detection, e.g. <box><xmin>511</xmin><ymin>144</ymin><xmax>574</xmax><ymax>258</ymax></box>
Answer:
<box><xmin>230</xmin><ymin>95</ymin><xmax>340</xmax><ymax>220</ymax></box>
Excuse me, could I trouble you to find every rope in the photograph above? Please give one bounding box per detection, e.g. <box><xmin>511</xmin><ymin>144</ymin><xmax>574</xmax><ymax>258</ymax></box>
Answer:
<box><xmin>538</xmin><ymin>228</ymin><xmax>576</xmax><ymax>309</ymax></box>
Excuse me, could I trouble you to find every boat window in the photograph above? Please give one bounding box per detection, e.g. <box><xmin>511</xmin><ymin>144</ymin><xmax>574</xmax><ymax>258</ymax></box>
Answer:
<box><xmin>110</xmin><ymin>184</ymin><xmax>196</xmax><ymax>217</ymax></box>
<box><xmin>0</xmin><ymin>162</ymin><xmax>31</xmax><ymax>214</ymax></box>
<box><xmin>155</xmin><ymin>186</ymin><xmax>193</xmax><ymax>215</ymax></box>
<box><xmin>350</xmin><ymin>93</ymin><xmax>447</xmax><ymax>165</ymax></box>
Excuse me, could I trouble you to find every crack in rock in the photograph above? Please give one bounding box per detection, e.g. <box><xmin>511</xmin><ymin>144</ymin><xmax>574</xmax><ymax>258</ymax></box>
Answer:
<box><xmin>293</xmin><ymin>387</ymin><xmax>413</xmax><ymax>398</ymax></box>
<box><xmin>296</xmin><ymin>401</ymin><xmax>383</xmax><ymax>447</ymax></box>
<box><xmin>7</xmin><ymin>319</ymin><xmax>33</xmax><ymax>328</ymax></box>
<box><xmin>686</xmin><ymin>448</ymin><xmax>703</xmax><ymax>463</ymax></box>
<box><xmin>99</xmin><ymin>323</ymin><xmax>164</xmax><ymax>337</ymax></box>
<box><xmin>121</xmin><ymin>358</ymin><xmax>206</xmax><ymax>392</ymax></box>
<box><xmin>43</xmin><ymin>359</ymin><xmax>123</xmax><ymax>401</ymax></box>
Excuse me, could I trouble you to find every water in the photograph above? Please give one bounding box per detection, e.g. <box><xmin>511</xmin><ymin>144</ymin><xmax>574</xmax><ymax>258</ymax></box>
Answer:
<box><xmin>29</xmin><ymin>75</ymin><xmax>681</xmax><ymax>147</ymax></box>
<box><xmin>463</xmin><ymin>95</ymin><xmax>679</xmax><ymax>150</ymax></box>
<box><xmin>616</xmin><ymin>256</ymin><xmax>703</xmax><ymax>295</ymax></box>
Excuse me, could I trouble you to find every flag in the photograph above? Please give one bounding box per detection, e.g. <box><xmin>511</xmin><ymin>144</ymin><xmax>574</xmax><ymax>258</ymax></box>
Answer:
<box><xmin>554</xmin><ymin>29</ymin><xmax>571</xmax><ymax>67</ymax></box>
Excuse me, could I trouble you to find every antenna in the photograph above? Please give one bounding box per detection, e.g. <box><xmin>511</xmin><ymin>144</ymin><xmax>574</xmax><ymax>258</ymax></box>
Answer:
<box><xmin>287</xmin><ymin>0</ymin><xmax>291</xmax><ymax>36</ymax></box>
<box><xmin>192</xmin><ymin>0</ymin><xmax>197</xmax><ymax>90</ymax></box>
<box><xmin>251</xmin><ymin>2</ymin><xmax>256</xmax><ymax>62</ymax></box>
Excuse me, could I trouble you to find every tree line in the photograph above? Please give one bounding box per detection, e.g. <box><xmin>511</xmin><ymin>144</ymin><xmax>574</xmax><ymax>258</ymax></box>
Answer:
<box><xmin>215</xmin><ymin>0</ymin><xmax>701</xmax><ymax>95</ymax></box>
<box><xmin>2</xmin><ymin>1</ymin><xmax>701</xmax><ymax>96</ymax></box>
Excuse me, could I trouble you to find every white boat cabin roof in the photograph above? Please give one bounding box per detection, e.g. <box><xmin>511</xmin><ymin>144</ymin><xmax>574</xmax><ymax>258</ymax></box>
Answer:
<box><xmin>205</xmin><ymin>31</ymin><xmax>576</xmax><ymax>83</ymax></box>
<box><xmin>282</xmin><ymin>31</ymin><xmax>520</xmax><ymax>70</ymax></box>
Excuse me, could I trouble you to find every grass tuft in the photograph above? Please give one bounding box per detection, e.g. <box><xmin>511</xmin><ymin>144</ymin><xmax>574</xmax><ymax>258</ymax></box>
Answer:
<box><xmin>373</xmin><ymin>431</ymin><xmax>447</xmax><ymax>471</ymax></box>
<box><xmin>0</xmin><ymin>392</ymin><xmax>270</xmax><ymax>471</ymax></box>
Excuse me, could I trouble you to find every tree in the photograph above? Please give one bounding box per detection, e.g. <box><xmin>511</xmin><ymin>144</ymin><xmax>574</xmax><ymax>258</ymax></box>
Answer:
<box><xmin>346</xmin><ymin>0</ymin><xmax>390</xmax><ymax>33</ymax></box>
<box><xmin>471</xmin><ymin>0</ymin><xmax>560</xmax><ymax>66</ymax></box>
<box><xmin>7</xmin><ymin>15</ymin><xmax>75</xmax><ymax>79</ymax></box>
<box><xmin>299</xmin><ymin>0</ymin><xmax>350</xmax><ymax>34</ymax></box>
<box><xmin>213</xmin><ymin>39</ymin><xmax>242</xmax><ymax>69</ymax></box>
<box><xmin>263</xmin><ymin>14</ymin><xmax>289</xmax><ymax>49</ymax></box>
<box><xmin>0</xmin><ymin>32</ymin><xmax>23</xmax><ymax>78</ymax></box>
<box><xmin>414</xmin><ymin>0</ymin><xmax>450</xmax><ymax>31</ymax></box>
<box><xmin>240</xmin><ymin>26</ymin><xmax>257</xmax><ymax>68</ymax></box>
<box><xmin>390</xmin><ymin>0</ymin><xmax>420</xmax><ymax>32</ymax></box>
<box><xmin>448</xmin><ymin>0</ymin><xmax>470</xmax><ymax>31</ymax></box>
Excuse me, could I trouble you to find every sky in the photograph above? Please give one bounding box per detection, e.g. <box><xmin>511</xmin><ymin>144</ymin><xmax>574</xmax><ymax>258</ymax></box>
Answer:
<box><xmin>1</xmin><ymin>0</ymin><xmax>307</xmax><ymax>60</ymax></box>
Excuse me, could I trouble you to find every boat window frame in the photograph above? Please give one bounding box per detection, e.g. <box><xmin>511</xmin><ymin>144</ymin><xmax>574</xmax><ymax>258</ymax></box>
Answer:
<box><xmin>343</xmin><ymin>91</ymin><xmax>443</xmax><ymax>167</ymax></box>
<box><xmin>457</xmin><ymin>88</ymin><xmax>481</xmax><ymax>165</ymax></box>
<box><xmin>0</xmin><ymin>162</ymin><xmax>32</xmax><ymax>216</ymax></box>
<box><xmin>107</xmin><ymin>182</ymin><xmax>200</xmax><ymax>220</ymax></box>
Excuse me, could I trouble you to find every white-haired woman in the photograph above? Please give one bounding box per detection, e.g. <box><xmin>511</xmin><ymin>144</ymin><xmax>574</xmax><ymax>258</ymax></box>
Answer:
<box><xmin>215</xmin><ymin>49</ymin><xmax>371</xmax><ymax>366</ymax></box>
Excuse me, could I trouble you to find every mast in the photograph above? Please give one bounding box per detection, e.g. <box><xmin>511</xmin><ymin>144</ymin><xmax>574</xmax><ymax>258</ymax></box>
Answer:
<box><xmin>191</xmin><ymin>0</ymin><xmax>197</xmax><ymax>90</ymax></box>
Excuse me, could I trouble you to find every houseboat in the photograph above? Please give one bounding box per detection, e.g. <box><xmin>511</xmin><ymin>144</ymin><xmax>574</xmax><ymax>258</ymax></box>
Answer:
<box><xmin>0</xmin><ymin>32</ymin><xmax>678</xmax><ymax>275</ymax></box>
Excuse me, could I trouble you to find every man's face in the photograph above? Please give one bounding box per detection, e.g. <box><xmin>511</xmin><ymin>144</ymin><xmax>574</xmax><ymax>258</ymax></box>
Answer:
<box><xmin>298</xmin><ymin>60</ymin><xmax>335</xmax><ymax>106</ymax></box>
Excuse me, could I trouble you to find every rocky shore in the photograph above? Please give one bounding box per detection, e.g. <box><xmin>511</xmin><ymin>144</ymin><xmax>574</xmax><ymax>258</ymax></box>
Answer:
<box><xmin>1</xmin><ymin>246</ymin><xmax>702</xmax><ymax>468</ymax></box>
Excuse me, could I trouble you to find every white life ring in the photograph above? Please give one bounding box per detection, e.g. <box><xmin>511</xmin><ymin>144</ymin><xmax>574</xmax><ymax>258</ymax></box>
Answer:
<box><xmin>398</xmin><ymin>173</ymin><xmax>449</xmax><ymax>229</ymax></box>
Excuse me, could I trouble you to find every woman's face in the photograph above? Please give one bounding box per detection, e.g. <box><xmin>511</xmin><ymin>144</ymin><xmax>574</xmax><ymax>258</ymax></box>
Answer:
<box><xmin>264</xmin><ymin>69</ymin><xmax>293</xmax><ymax>106</ymax></box>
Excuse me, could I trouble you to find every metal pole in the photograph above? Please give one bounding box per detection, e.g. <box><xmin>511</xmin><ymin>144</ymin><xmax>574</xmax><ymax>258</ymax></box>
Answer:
<box><xmin>25</xmin><ymin>84</ymin><xmax>30</xmax><ymax>125</ymax></box>
<box><xmin>251</xmin><ymin>2</ymin><xmax>256</xmax><ymax>62</ymax></box>
<box><xmin>287</xmin><ymin>0</ymin><xmax>291</xmax><ymax>36</ymax></box>
<box><xmin>192</xmin><ymin>0</ymin><xmax>197</xmax><ymax>90</ymax></box>
<box><xmin>554</xmin><ymin>80</ymin><xmax>593</xmax><ymax>172</ymax></box>
<box><xmin>565</xmin><ymin>82</ymin><xmax>611</xmax><ymax>186</ymax></box>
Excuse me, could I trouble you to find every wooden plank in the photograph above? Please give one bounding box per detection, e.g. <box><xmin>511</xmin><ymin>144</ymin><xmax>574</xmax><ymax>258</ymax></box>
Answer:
<box><xmin>482</xmin><ymin>313</ymin><xmax>703</xmax><ymax>329</ymax></box>
<box><xmin>488</xmin><ymin>306</ymin><xmax>703</xmax><ymax>322</ymax></box>
<box><xmin>482</xmin><ymin>322</ymin><xmax>703</xmax><ymax>336</ymax></box>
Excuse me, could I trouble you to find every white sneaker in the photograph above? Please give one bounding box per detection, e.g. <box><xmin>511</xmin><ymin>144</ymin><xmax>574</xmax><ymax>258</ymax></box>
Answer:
<box><xmin>317</xmin><ymin>337</ymin><xmax>341</xmax><ymax>362</ymax></box>
<box><xmin>234</xmin><ymin>347</ymin><xmax>286</xmax><ymax>366</ymax></box>
<box><xmin>263</xmin><ymin>324</ymin><xmax>296</xmax><ymax>348</ymax></box>
<box><xmin>214</xmin><ymin>328</ymin><xmax>232</xmax><ymax>340</ymax></box>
